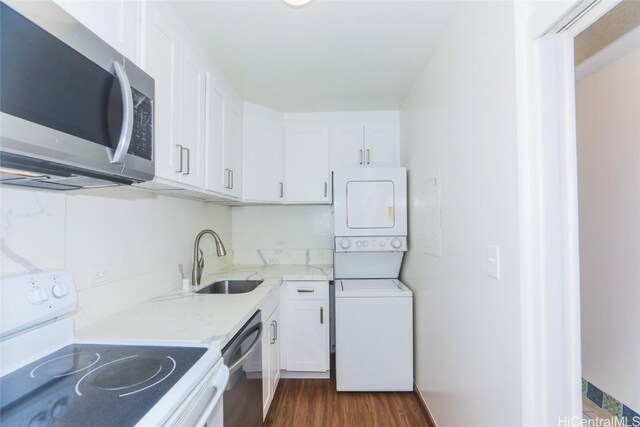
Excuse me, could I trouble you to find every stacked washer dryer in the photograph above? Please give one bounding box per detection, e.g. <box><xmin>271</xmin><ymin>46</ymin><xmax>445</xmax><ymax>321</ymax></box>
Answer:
<box><xmin>333</xmin><ymin>167</ymin><xmax>413</xmax><ymax>392</ymax></box>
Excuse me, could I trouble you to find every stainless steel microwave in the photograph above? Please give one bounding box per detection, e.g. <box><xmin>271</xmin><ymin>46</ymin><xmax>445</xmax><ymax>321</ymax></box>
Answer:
<box><xmin>0</xmin><ymin>1</ymin><xmax>154</xmax><ymax>190</ymax></box>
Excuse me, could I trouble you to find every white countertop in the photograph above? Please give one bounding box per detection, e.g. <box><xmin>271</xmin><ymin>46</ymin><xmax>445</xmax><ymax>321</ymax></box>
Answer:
<box><xmin>75</xmin><ymin>264</ymin><xmax>333</xmax><ymax>348</ymax></box>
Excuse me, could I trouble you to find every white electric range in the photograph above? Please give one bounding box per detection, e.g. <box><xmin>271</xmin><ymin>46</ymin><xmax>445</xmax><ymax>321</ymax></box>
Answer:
<box><xmin>0</xmin><ymin>271</ymin><xmax>228</xmax><ymax>426</ymax></box>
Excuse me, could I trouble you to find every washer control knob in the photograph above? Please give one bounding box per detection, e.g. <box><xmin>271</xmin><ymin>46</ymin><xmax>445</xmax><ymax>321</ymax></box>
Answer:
<box><xmin>28</xmin><ymin>287</ymin><xmax>49</xmax><ymax>305</ymax></box>
<box><xmin>391</xmin><ymin>238</ymin><xmax>402</xmax><ymax>249</ymax></box>
<box><xmin>52</xmin><ymin>283</ymin><xmax>69</xmax><ymax>299</ymax></box>
<box><xmin>339</xmin><ymin>238</ymin><xmax>351</xmax><ymax>249</ymax></box>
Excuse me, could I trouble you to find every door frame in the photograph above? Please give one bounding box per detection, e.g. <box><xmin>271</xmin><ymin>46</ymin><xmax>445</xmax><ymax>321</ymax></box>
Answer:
<box><xmin>515</xmin><ymin>1</ymin><xmax>622</xmax><ymax>425</ymax></box>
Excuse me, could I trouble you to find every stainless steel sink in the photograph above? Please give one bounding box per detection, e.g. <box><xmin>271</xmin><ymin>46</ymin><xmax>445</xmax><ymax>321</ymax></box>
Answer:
<box><xmin>196</xmin><ymin>279</ymin><xmax>263</xmax><ymax>294</ymax></box>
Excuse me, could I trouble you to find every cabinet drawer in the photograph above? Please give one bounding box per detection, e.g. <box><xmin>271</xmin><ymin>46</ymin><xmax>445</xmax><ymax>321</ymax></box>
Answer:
<box><xmin>285</xmin><ymin>281</ymin><xmax>328</xmax><ymax>300</ymax></box>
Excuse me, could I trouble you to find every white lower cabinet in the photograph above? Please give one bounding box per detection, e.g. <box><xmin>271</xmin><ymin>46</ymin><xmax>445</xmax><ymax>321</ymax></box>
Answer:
<box><xmin>261</xmin><ymin>287</ymin><xmax>281</xmax><ymax>419</ymax></box>
<box><xmin>283</xmin><ymin>281</ymin><xmax>330</xmax><ymax>374</ymax></box>
<box><xmin>262</xmin><ymin>305</ymin><xmax>281</xmax><ymax>418</ymax></box>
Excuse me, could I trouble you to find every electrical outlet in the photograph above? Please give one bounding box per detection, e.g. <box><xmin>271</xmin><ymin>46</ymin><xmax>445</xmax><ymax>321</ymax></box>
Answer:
<box><xmin>88</xmin><ymin>265</ymin><xmax>111</xmax><ymax>285</ymax></box>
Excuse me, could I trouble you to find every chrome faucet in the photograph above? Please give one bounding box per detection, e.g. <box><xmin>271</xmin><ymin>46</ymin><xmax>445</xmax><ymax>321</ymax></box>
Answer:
<box><xmin>192</xmin><ymin>229</ymin><xmax>227</xmax><ymax>288</ymax></box>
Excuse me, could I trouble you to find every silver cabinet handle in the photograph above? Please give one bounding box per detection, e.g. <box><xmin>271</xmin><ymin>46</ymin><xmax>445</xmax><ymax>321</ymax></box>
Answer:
<box><xmin>174</xmin><ymin>144</ymin><xmax>183</xmax><ymax>173</ymax></box>
<box><xmin>274</xmin><ymin>320</ymin><xmax>278</xmax><ymax>341</ymax></box>
<box><xmin>279</xmin><ymin>182</ymin><xmax>284</xmax><ymax>198</ymax></box>
<box><xmin>297</xmin><ymin>289</ymin><xmax>315</xmax><ymax>293</ymax></box>
<box><xmin>182</xmin><ymin>147</ymin><xmax>190</xmax><ymax>175</ymax></box>
<box><xmin>359</xmin><ymin>149</ymin><xmax>363</xmax><ymax>165</ymax></box>
<box><xmin>230</xmin><ymin>170</ymin><xmax>233</xmax><ymax>189</ymax></box>
<box><xmin>270</xmin><ymin>321</ymin><xmax>276</xmax><ymax>344</ymax></box>
<box><xmin>320</xmin><ymin>307</ymin><xmax>324</xmax><ymax>324</ymax></box>
<box><xmin>324</xmin><ymin>182</ymin><xmax>328</xmax><ymax>198</ymax></box>
<box><xmin>110</xmin><ymin>61</ymin><xmax>134</xmax><ymax>164</ymax></box>
<box><xmin>366</xmin><ymin>149</ymin><xmax>371</xmax><ymax>165</ymax></box>
<box><xmin>225</xmin><ymin>169</ymin><xmax>231</xmax><ymax>189</ymax></box>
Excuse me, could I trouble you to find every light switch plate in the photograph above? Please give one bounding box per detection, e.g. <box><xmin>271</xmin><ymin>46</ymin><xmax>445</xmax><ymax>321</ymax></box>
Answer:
<box><xmin>487</xmin><ymin>245</ymin><xmax>500</xmax><ymax>279</ymax></box>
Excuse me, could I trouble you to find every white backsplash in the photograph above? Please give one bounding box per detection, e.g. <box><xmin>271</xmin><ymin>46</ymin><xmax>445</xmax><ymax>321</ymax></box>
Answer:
<box><xmin>232</xmin><ymin>205</ymin><xmax>334</xmax><ymax>265</ymax></box>
<box><xmin>232</xmin><ymin>249</ymin><xmax>333</xmax><ymax>265</ymax></box>
<box><xmin>0</xmin><ymin>186</ymin><xmax>232</xmax><ymax>330</ymax></box>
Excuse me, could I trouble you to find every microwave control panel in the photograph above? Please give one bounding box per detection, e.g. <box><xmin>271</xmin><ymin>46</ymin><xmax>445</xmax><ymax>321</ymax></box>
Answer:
<box><xmin>128</xmin><ymin>88</ymin><xmax>153</xmax><ymax>161</ymax></box>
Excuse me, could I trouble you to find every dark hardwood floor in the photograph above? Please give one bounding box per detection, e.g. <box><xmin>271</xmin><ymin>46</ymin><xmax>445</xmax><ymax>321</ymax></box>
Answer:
<box><xmin>264</xmin><ymin>359</ymin><xmax>431</xmax><ymax>427</ymax></box>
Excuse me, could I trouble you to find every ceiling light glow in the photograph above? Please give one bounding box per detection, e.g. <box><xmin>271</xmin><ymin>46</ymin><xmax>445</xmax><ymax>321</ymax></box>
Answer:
<box><xmin>282</xmin><ymin>0</ymin><xmax>314</xmax><ymax>7</ymax></box>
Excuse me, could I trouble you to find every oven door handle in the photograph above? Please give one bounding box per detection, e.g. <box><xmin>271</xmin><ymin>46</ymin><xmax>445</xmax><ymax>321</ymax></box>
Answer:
<box><xmin>193</xmin><ymin>364</ymin><xmax>230</xmax><ymax>427</ymax></box>
<box><xmin>109</xmin><ymin>61</ymin><xmax>134</xmax><ymax>164</ymax></box>
<box><xmin>227</xmin><ymin>322</ymin><xmax>263</xmax><ymax>375</ymax></box>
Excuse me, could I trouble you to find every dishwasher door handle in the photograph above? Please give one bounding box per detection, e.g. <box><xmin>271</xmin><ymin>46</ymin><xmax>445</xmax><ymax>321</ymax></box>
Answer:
<box><xmin>227</xmin><ymin>322</ymin><xmax>263</xmax><ymax>374</ymax></box>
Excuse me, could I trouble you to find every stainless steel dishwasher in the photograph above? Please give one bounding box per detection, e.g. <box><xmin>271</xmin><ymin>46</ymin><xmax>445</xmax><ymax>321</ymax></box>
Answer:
<box><xmin>221</xmin><ymin>310</ymin><xmax>263</xmax><ymax>427</ymax></box>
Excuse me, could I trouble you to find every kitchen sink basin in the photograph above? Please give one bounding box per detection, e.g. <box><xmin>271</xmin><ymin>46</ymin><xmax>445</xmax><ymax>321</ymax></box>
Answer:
<box><xmin>196</xmin><ymin>279</ymin><xmax>263</xmax><ymax>294</ymax></box>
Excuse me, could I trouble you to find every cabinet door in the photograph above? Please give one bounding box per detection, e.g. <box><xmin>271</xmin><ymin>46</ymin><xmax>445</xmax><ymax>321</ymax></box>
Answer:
<box><xmin>262</xmin><ymin>306</ymin><xmax>281</xmax><ymax>418</ymax></box>
<box><xmin>205</xmin><ymin>74</ymin><xmax>226</xmax><ymax>193</ymax></box>
<box><xmin>364</xmin><ymin>124</ymin><xmax>397</xmax><ymax>167</ymax></box>
<box><xmin>286</xmin><ymin>300</ymin><xmax>328</xmax><ymax>372</ymax></box>
<box><xmin>144</xmin><ymin>3</ymin><xmax>180</xmax><ymax>182</ymax></box>
<box><xmin>269</xmin><ymin>306</ymin><xmax>281</xmax><ymax>391</ymax></box>
<box><xmin>224</xmin><ymin>102</ymin><xmax>242</xmax><ymax>198</ymax></box>
<box><xmin>54</xmin><ymin>0</ymin><xmax>141</xmax><ymax>65</ymax></box>
<box><xmin>244</xmin><ymin>115</ymin><xmax>284</xmax><ymax>202</ymax></box>
<box><xmin>177</xmin><ymin>44</ymin><xmax>205</xmax><ymax>188</ymax></box>
<box><xmin>334</xmin><ymin>124</ymin><xmax>365</xmax><ymax>169</ymax></box>
<box><xmin>284</xmin><ymin>125</ymin><xmax>330</xmax><ymax>203</ymax></box>
<box><xmin>261</xmin><ymin>312</ymin><xmax>272</xmax><ymax>417</ymax></box>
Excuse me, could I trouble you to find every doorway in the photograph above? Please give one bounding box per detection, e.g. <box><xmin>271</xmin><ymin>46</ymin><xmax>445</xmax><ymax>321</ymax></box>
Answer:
<box><xmin>574</xmin><ymin>1</ymin><xmax>640</xmax><ymax>424</ymax></box>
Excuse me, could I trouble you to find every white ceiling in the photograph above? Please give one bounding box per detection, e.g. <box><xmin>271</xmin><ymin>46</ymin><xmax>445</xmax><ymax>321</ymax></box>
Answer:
<box><xmin>169</xmin><ymin>0</ymin><xmax>459</xmax><ymax>112</ymax></box>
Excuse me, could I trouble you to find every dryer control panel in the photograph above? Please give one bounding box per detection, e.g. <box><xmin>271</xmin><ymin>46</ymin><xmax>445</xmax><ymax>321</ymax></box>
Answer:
<box><xmin>335</xmin><ymin>236</ymin><xmax>407</xmax><ymax>252</ymax></box>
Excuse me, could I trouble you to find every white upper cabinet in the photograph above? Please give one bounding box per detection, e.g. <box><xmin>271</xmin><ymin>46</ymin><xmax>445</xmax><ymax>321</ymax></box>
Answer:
<box><xmin>284</xmin><ymin>125</ymin><xmax>331</xmax><ymax>204</ymax></box>
<box><xmin>333</xmin><ymin>115</ymin><xmax>399</xmax><ymax>170</ymax></box>
<box><xmin>334</xmin><ymin>124</ymin><xmax>366</xmax><ymax>168</ymax></box>
<box><xmin>204</xmin><ymin>74</ymin><xmax>226</xmax><ymax>194</ymax></box>
<box><xmin>243</xmin><ymin>104</ymin><xmax>284</xmax><ymax>203</ymax></box>
<box><xmin>177</xmin><ymin>43</ymin><xmax>206</xmax><ymax>188</ymax></box>
<box><xmin>223</xmin><ymin>99</ymin><xmax>243</xmax><ymax>198</ymax></box>
<box><xmin>363</xmin><ymin>123</ymin><xmax>396</xmax><ymax>167</ymax></box>
<box><xmin>144</xmin><ymin>2</ymin><xmax>180</xmax><ymax>183</ymax></box>
<box><xmin>53</xmin><ymin>0</ymin><xmax>141</xmax><ymax>65</ymax></box>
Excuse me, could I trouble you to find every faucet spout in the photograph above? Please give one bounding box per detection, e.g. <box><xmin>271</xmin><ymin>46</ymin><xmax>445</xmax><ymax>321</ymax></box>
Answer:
<box><xmin>192</xmin><ymin>229</ymin><xmax>227</xmax><ymax>288</ymax></box>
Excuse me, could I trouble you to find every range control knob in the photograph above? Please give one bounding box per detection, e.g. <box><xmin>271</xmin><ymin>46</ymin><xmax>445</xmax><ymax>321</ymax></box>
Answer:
<box><xmin>52</xmin><ymin>283</ymin><xmax>69</xmax><ymax>299</ymax></box>
<box><xmin>28</xmin><ymin>287</ymin><xmax>49</xmax><ymax>305</ymax></box>
<box><xmin>339</xmin><ymin>239</ymin><xmax>351</xmax><ymax>249</ymax></box>
<box><xmin>356</xmin><ymin>241</ymin><xmax>362</xmax><ymax>247</ymax></box>
<box><xmin>363</xmin><ymin>241</ymin><xmax>369</xmax><ymax>247</ymax></box>
<box><xmin>391</xmin><ymin>238</ymin><xmax>403</xmax><ymax>249</ymax></box>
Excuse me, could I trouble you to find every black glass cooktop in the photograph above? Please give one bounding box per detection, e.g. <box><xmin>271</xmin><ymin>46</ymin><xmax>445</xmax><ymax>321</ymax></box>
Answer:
<box><xmin>0</xmin><ymin>344</ymin><xmax>207</xmax><ymax>427</ymax></box>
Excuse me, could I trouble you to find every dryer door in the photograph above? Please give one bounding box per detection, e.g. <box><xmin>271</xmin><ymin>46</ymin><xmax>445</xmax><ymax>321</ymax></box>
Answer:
<box><xmin>347</xmin><ymin>180</ymin><xmax>395</xmax><ymax>229</ymax></box>
<box><xmin>333</xmin><ymin>167</ymin><xmax>407</xmax><ymax>236</ymax></box>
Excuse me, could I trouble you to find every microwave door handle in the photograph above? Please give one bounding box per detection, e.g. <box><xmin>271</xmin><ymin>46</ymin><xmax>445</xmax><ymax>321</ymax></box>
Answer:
<box><xmin>109</xmin><ymin>61</ymin><xmax>134</xmax><ymax>164</ymax></box>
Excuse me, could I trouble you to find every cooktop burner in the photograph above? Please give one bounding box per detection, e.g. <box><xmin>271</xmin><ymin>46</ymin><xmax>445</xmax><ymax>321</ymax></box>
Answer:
<box><xmin>0</xmin><ymin>343</ymin><xmax>206</xmax><ymax>427</ymax></box>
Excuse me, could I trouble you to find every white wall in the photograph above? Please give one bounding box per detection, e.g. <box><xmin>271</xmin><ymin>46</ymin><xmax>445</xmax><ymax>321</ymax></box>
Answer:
<box><xmin>400</xmin><ymin>2</ymin><xmax>521</xmax><ymax>426</ymax></box>
<box><xmin>0</xmin><ymin>187</ymin><xmax>232</xmax><ymax>329</ymax></box>
<box><xmin>231</xmin><ymin>205</ymin><xmax>333</xmax><ymax>264</ymax></box>
<box><xmin>577</xmin><ymin>47</ymin><xmax>640</xmax><ymax>411</ymax></box>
